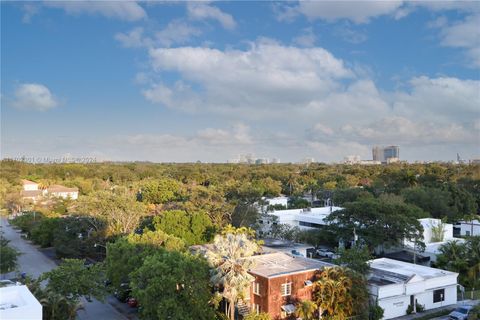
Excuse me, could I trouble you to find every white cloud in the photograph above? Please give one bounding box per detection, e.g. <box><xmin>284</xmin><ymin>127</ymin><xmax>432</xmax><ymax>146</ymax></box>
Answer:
<box><xmin>339</xmin><ymin>116</ymin><xmax>477</xmax><ymax>146</ymax></box>
<box><xmin>334</xmin><ymin>25</ymin><xmax>368</xmax><ymax>44</ymax></box>
<box><xmin>21</xmin><ymin>3</ymin><xmax>40</xmax><ymax>23</ymax></box>
<box><xmin>393</xmin><ymin>76</ymin><xmax>480</xmax><ymax>121</ymax></box>
<box><xmin>437</xmin><ymin>14</ymin><xmax>480</xmax><ymax>68</ymax></box>
<box><xmin>155</xmin><ymin>20</ymin><xmax>202</xmax><ymax>47</ymax></box>
<box><xmin>293</xmin><ymin>28</ymin><xmax>316</xmax><ymax>47</ymax></box>
<box><xmin>196</xmin><ymin>123</ymin><xmax>253</xmax><ymax>145</ymax></box>
<box><xmin>293</xmin><ymin>1</ymin><xmax>405</xmax><ymax>24</ymax></box>
<box><xmin>115</xmin><ymin>27</ymin><xmax>151</xmax><ymax>48</ymax></box>
<box><xmin>115</xmin><ymin>20</ymin><xmax>201</xmax><ymax>49</ymax></box>
<box><xmin>12</xmin><ymin>83</ymin><xmax>59</xmax><ymax>111</ymax></box>
<box><xmin>44</xmin><ymin>1</ymin><xmax>146</xmax><ymax>21</ymax></box>
<box><xmin>187</xmin><ymin>2</ymin><xmax>236</xmax><ymax>30</ymax></box>
<box><xmin>146</xmin><ymin>41</ymin><xmax>352</xmax><ymax>114</ymax></box>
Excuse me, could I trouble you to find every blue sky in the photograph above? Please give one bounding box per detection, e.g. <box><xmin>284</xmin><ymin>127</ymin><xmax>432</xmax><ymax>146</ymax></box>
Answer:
<box><xmin>1</xmin><ymin>1</ymin><xmax>479</xmax><ymax>163</ymax></box>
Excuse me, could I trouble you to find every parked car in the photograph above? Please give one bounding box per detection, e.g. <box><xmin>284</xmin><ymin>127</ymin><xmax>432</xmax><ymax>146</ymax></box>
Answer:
<box><xmin>316</xmin><ymin>249</ymin><xmax>338</xmax><ymax>259</ymax></box>
<box><xmin>114</xmin><ymin>283</ymin><xmax>131</xmax><ymax>303</ymax></box>
<box><xmin>127</xmin><ymin>297</ymin><xmax>138</xmax><ymax>308</ymax></box>
<box><xmin>291</xmin><ymin>250</ymin><xmax>303</xmax><ymax>256</ymax></box>
<box><xmin>449</xmin><ymin>305</ymin><xmax>473</xmax><ymax>320</ymax></box>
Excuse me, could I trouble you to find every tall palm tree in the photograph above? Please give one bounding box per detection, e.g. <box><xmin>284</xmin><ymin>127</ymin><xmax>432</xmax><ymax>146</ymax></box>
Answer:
<box><xmin>313</xmin><ymin>267</ymin><xmax>353</xmax><ymax>320</ymax></box>
<box><xmin>206</xmin><ymin>233</ymin><xmax>258</xmax><ymax>320</ymax></box>
<box><xmin>295</xmin><ymin>300</ymin><xmax>317</xmax><ymax>320</ymax></box>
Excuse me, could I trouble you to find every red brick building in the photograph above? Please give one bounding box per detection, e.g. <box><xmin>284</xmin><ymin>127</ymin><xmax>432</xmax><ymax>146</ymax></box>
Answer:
<box><xmin>245</xmin><ymin>252</ymin><xmax>332</xmax><ymax>319</ymax></box>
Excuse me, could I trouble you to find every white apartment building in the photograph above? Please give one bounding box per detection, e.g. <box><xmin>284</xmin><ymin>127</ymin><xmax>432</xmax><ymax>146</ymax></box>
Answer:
<box><xmin>368</xmin><ymin>258</ymin><xmax>458</xmax><ymax>319</ymax></box>
<box><xmin>454</xmin><ymin>219</ymin><xmax>480</xmax><ymax>237</ymax></box>
<box><xmin>266</xmin><ymin>206</ymin><xmax>343</xmax><ymax>230</ymax></box>
<box><xmin>0</xmin><ymin>285</ymin><xmax>42</xmax><ymax>320</ymax></box>
<box><xmin>404</xmin><ymin>218</ymin><xmax>464</xmax><ymax>263</ymax></box>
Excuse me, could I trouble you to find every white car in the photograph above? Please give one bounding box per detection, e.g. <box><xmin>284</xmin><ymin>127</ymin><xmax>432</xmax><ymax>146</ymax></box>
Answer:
<box><xmin>449</xmin><ymin>305</ymin><xmax>473</xmax><ymax>320</ymax></box>
<box><xmin>316</xmin><ymin>249</ymin><xmax>339</xmax><ymax>259</ymax></box>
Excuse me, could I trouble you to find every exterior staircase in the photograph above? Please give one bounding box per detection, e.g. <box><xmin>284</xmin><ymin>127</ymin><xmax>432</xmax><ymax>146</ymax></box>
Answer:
<box><xmin>237</xmin><ymin>300</ymin><xmax>251</xmax><ymax>318</ymax></box>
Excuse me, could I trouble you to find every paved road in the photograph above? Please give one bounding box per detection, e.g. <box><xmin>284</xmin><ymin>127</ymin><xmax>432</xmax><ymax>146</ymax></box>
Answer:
<box><xmin>0</xmin><ymin>218</ymin><xmax>128</xmax><ymax>320</ymax></box>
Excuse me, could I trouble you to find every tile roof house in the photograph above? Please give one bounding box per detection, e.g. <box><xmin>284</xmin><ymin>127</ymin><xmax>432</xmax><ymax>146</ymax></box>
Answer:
<box><xmin>20</xmin><ymin>180</ymin><xmax>79</xmax><ymax>202</ymax></box>
<box><xmin>245</xmin><ymin>252</ymin><xmax>332</xmax><ymax>319</ymax></box>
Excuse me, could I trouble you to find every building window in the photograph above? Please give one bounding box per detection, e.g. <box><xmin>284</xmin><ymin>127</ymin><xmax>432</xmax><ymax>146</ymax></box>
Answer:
<box><xmin>281</xmin><ymin>282</ymin><xmax>292</xmax><ymax>296</ymax></box>
<box><xmin>299</xmin><ymin>221</ymin><xmax>323</xmax><ymax>228</ymax></box>
<box><xmin>253</xmin><ymin>282</ymin><xmax>260</xmax><ymax>295</ymax></box>
<box><xmin>433</xmin><ymin>289</ymin><xmax>445</xmax><ymax>303</ymax></box>
<box><xmin>252</xmin><ymin>303</ymin><xmax>260</xmax><ymax>314</ymax></box>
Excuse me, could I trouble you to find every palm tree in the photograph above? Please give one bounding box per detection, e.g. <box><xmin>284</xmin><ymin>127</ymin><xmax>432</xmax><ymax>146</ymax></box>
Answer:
<box><xmin>206</xmin><ymin>233</ymin><xmax>258</xmax><ymax>320</ymax></box>
<box><xmin>437</xmin><ymin>240</ymin><xmax>468</xmax><ymax>273</ymax></box>
<box><xmin>313</xmin><ymin>267</ymin><xmax>353</xmax><ymax>320</ymax></box>
<box><xmin>295</xmin><ymin>300</ymin><xmax>317</xmax><ymax>320</ymax></box>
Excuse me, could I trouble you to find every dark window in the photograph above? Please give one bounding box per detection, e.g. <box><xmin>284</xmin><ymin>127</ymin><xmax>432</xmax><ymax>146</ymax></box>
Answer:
<box><xmin>433</xmin><ymin>289</ymin><xmax>445</xmax><ymax>303</ymax></box>
<box><xmin>299</xmin><ymin>221</ymin><xmax>323</xmax><ymax>228</ymax></box>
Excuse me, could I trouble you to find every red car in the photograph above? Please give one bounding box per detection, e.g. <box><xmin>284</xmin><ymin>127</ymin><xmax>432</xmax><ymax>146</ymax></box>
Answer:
<box><xmin>127</xmin><ymin>297</ymin><xmax>138</xmax><ymax>308</ymax></box>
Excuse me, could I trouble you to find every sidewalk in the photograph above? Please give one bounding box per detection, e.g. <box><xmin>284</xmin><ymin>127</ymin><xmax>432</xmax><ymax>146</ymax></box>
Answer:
<box><xmin>1</xmin><ymin>218</ymin><xmax>130</xmax><ymax>320</ymax></box>
<box><xmin>392</xmin><ymin>299</ymin><xmax>479</xmax><ymax>320</ymax></box>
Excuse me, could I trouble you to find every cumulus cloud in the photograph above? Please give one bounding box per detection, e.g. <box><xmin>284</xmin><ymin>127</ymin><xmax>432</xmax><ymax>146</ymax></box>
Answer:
<box><xmin>115</xmin><ymin>27</ymin><xmax>151</xmax><ymax>48</ymax></box>
<box><xmin>340</xmin><ymin>116</ymin><xmax>477</xmax><ymax>146</ymax></box>
<box><xmin>196</xmin><ymin>123</ymin><xmax>253</xmax><ymax>145</ymax></box>
<box><xmin>145</xmin><ymin>41</ymin><xmax>352</xmax><ymax>114</ymax></box>
<box><xmin>12</xmin><ymin>83</ymin><xmax>58</xmax><ymax>111</ymax></box>
<box><xmin>44</xmin><ymin>1</ymin><xmax>146</xmax><ymax>21</ymax></box>
<box><xmin>279</xmin><ymin>1</ymin><xmax>405</xmax><ymax>24</ymax></box>
<box><xmin>115</xmin><ymin>20</ymin><xmax>202</xmax><ymax>49</ymax></box>
<box><xmin>393</xmin><ymin>76</ymin><xmax>480</xmax><ymax>121</ymax></box>
<box><xmin>293</xmin><ymin>28</ymin><xmax>316</xmax><ymax>47</ymax></box>
<box><xmin>436</xmin><ymin>14</ymin><xmax>480</xmax><ymax>68</ymax></box>
<box><xmin>187</xmin><ymin>2</ymin><xmax>236</xmax><ymax>30</ymax></box>
<box><xmin>155</xmin><ymin>20</ymin><xmax>202</xmax><ymax>47</ymax></box>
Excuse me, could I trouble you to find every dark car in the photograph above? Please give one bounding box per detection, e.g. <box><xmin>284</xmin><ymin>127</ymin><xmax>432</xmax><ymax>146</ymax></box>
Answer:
<box><xmin>449</xmin><ymin>306</ymin><xmax>473</xmax><ymax>320</ymax></box>
<box><xmin>114</xmin><ymin>283</ymin><xmax>131</xmax><ymax>303</ymax></box>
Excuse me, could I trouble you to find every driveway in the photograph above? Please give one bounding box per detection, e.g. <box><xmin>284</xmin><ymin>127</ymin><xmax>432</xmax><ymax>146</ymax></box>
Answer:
<box><xmin>1</xmin><ymin>218</ymin><xmax>129</xmax><ymax>320</ymax></box>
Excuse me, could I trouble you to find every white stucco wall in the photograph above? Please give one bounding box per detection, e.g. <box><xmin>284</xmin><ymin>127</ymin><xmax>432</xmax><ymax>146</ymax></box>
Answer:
<box><xmin>23</xmin><ymin>184</ymin><xmax>38</xmax><ymax>191</ymax></box>
<box><xmin>456</xmin><ymin>220</ymin><xmax>480</xmax><ymax>236</ymax></box>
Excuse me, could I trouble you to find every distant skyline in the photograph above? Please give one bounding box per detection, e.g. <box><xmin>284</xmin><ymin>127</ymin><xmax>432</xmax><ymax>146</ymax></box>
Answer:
<box><xmin>1</xmin><ymin>1</ymin><xmax>479</xmax><ymax>163</ymax></box>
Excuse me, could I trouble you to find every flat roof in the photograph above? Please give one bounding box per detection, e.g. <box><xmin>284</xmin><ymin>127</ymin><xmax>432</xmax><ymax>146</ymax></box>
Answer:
<box><xmin>369</xmin><ymin>258</ymin><xmax>457</xmax><ymax>285</ymax></box>
<box><xmin>249</xmin><ymin>252</ymin><xmax>332</xmax><ymax>278</ymax></box>
<box><xmin>271</xmin><ymin>206</ymin><xmax>343</xmax><ymax>217</ymax></box>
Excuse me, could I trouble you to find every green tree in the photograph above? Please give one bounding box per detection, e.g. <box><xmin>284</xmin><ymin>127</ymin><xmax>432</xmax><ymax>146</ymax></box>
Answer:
<box><xmin>0</xmin><ymin>235</ymin><xmax>19</xmax><ymax>273</ymax></box>
<box><xmin>334</xmin><ymin>244</ymin><xmax>372</xmax><ymax>275</ymax></box>
<box><xmin>326</xmin><ymin>197</ymin><xmax>426</xmax><ymax>251</ymax></box>
<box><xmin>106</xmin><ymin>229</ymin><xmax>185</xmax><ymax>291</ymax></box>
<box><xmin>77</xmin><ymin>190</ymin><xmax>147</xmax><ymax>236</ymax></box>
<box><xmin>206</xmin><ymin>233</ymin><xmax>258</xmax><ymax>320</ymax></box>
<box><xmin>39</xmin><ymin>259</ymin><xmax>107</xmax><ymax>303</ymax></box>
<box><xmin>130</xmin><ymin>250</ymin><xmax>215</xmax><ymax>320</ymax></box>
<box><xmin>139</xmin><ymin>178</ymin><xmax>184</xmax><ymax>204</ymax></box>
<box><xmin>244</xmin><ymin>312</ymin><xmax>271</xmax><ymax>320</ymax></box>
<box><xmin>153</xmin><ymin>210</ymin><xmax>214</xmax><ymax>245</ymax></box>
<box><xmin>402</xmin><ymin>187</ymin><xmax>452</xmax><ymax>219</ymax></box>
<box><xmin>30</xmin><ymin>217</ymin><xmax>61</xmax><ymax>247</ymax></box>
<box><xmin>436</xmin><ymin>240</ymin><xmax>469</xmax><ymax>286</ymax></box>
<box><xmin>295</xmin><ymin>300</ymin><xmax>317</xmax><ymax>320</ymax></box>
<box><xmin>313</xmin><ymin>267</ymin><xmax>354</xmax><ymax>319</ymax></box>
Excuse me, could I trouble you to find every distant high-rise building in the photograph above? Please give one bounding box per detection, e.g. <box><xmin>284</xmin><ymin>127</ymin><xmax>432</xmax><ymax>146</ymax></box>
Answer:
<box><xmin>372</xmin><ymin>146</ymin><xmax>400</xmax><ymax>164</ymax></box>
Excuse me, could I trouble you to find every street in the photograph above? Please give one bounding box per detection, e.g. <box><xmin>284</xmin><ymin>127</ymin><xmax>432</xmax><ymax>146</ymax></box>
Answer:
<box><xmin>0</xmin><ymin>218</ymin><xmax>128</xmax><ymax>320</ymax></box>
